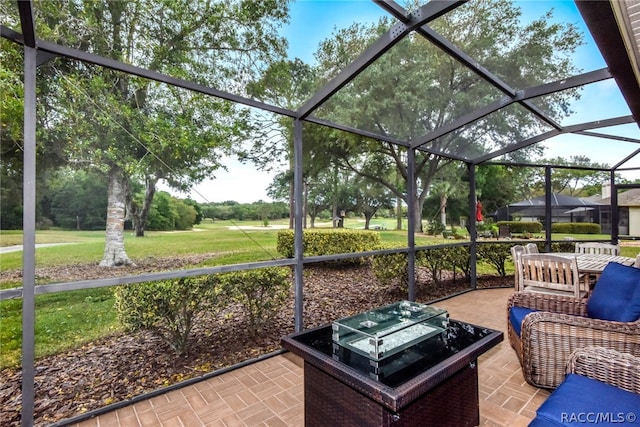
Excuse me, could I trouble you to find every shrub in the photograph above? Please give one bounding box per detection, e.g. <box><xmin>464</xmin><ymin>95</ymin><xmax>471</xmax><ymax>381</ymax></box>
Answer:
<box><xmin>420</xmin><ymin>247</ymin><xmax>451</xmax><ymax>284</ymax></box>
<box><xmin>374</xmin><ymin>246</ymin><xmax>470</xmax><ymax>288</ymax></box>
<box><xmin>216</xmin><ymin>267</ymin><xmax>290</xmax><ymax>338</ymax></box>
<box><xmin>551</xmin><ymin>222</ymin><xmax>600</xmax><ymax>234</ymax></box>
<box><xmin>425</xmin><ymin>221</ymin><xmax>446</xmax><ymax>235</ymax></box>
<box><xmin>498</xmin><ymin>221</ymin><xmax>542</xmax><ymax>234</ymax></box>
<box><xmin>477</xmin><ymin>243</ymin><xmax>512</xmax><ymax>276</ymax></box>
<box><xmin>551</xmin><ymin>241</ymin><xmax>576</xmax><ymax>252</ymax></box>
<box><xmin>444</xmin><ymin>245</ymin><xmax>471</xmax><ymax>279</ymax></box>
<box><xmin>276</xmin><ymin>229</ymin><xmax>380</xmax><ymax>263</ymax></box>
<box><xmin>372</xmin><ymin>248</ymin><xmax>417</xmax><ymax>290</ymax></box>
<box><xmin>477</xmin><ymin>221</ymin><xmax>497</xmax><ymax>238</ymax></box>
<box><xmin>114</xmin><ymin>276</ymin><xmax>224</xmax><ymax>355</ymax></box>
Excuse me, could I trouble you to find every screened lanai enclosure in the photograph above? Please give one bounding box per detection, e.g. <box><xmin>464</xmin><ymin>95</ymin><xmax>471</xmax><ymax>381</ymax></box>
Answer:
<box><xmin>1</xmin><ymin>0</ymin><xmax>640</xmax><ymax>425</ymax></box>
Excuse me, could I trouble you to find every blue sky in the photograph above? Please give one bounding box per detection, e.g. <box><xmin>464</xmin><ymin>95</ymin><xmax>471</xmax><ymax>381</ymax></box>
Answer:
<box><xmin>187</xmin><ymin>0</ymin><xmax>639</xmax><ymax>203</ymax></box>
<box><xmin>282</xmin><ymin>0</ymin><xmax>385</xmax><ymax>64</ymax></box>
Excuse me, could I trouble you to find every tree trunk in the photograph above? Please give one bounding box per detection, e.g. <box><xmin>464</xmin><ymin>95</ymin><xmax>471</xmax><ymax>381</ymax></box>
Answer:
<box><xmin>129</xmin><ymin>176</ymin><xmax>158</xmax><ymax>237</ymax></box>
<box><xmin>364</xmin><ymin>212</ymin><xmax>375</xmax><ymax>230</ymax></box>
<box><xmin>414</xmin><ymin>193</ymin><xmax>426</xmax><ymax>233</ymax></box>
<box><xmin>288</xmin><ymin>181</ymin><xmax>294</xmax><ymax>229</ymax></box>
<box><xmin>303</xmin><ymin>180</ymin><xmax>308</xmax><ymax>229</ymax></box>
<box><xmin>395</xmin><ymin>171</ymin><xmax>402</xmax><ymax>230</ymax></box>
<box><xmin>100</xmin><ymin>167</ymin><xmax>134</xmax><ymax>267</ymax></box>
<box><xmin>396</xmin><ymin>196</ymin><xmax>402</xmax><ymax>230</ymax></box>
<box><xmin>440</xmin><ymin>194</ymin><xmax>448</xmax><ymax>226</ymax></box>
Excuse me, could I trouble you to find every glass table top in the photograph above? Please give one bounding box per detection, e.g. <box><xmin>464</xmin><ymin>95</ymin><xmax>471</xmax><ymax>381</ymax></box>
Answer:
<box><xmin>332</xmin><ymin>301</ymin><xmax>449</xmax><ymax>362</ymax></box>
<box><xmin>293</xmin><ymin>319</ymin><xmax>496</xmax><ymax>387</ymax></box>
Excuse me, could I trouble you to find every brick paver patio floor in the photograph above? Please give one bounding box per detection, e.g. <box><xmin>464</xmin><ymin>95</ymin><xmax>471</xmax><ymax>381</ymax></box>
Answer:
<box><xmin>71</xmin><ymin>287</ymin><xmax>549</xmax><ymax>426</ymax></box>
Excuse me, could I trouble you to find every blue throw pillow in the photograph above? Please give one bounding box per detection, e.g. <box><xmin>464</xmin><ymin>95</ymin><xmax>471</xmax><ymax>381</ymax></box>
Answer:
<box><xmin>587</xmin><ymin>262</ymin><xmax>640</xmax><ymax>322</ymax></box>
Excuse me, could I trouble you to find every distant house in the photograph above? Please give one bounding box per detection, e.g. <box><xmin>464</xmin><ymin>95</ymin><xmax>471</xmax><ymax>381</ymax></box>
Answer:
<box><xmin>492</xmin><ymin>193</ymin><xmax>602</xmax><ymax>224</ymax></box>
<box><xmin>491</xmin><ymin>185</ymin><xmax>640</xmax><ymax>237</ymax></box>
<box><xmin>589</xmin><ymin>184</ymin><xmax>640</xmax><ymax>236</ymax></box>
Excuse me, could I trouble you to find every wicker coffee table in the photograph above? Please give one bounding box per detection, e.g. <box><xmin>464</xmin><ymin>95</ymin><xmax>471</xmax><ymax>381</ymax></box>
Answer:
<box><xmin>282</xmin><ymin>320</ymin><xmax>502</xmax><ymax>427</ymax></box>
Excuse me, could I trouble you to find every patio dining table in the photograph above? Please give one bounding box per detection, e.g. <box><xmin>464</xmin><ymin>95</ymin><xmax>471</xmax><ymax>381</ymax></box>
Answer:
<box><xmin>553</xmin><ymin>253</ymin><xmax>635</xmax><ymax>273</ymax></box>
<box><xmin>552</xmin><ymin>253</ymin><xmax>636</xmax><ymax>285</ymax></box>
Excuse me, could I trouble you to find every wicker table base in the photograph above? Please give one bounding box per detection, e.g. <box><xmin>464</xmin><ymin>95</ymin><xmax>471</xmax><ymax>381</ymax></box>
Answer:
<box><xmin>304</xmin><ymin>360</ymin><xmax>479</xmax><ymax>427</ymax></box>
<box><xmin>282</xmin><ymin>321</ymin><xmax>502</xmax><ymax>427</ymax></box>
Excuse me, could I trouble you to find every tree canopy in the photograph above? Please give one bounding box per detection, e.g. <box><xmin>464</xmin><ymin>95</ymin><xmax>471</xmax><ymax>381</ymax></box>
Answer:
<box><xmin>1</xmin><ymin>0</ymin><xmax>290</xmax><ymax>265</ymax></box>
<box><xmin>305</xmin><ymin>0</ymin><xmax>584</xmax><ymax>231</ymax></box>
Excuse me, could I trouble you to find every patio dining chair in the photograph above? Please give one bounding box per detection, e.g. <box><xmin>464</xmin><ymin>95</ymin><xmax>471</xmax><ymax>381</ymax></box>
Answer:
<box><xmin>498</xmin><ymin>224</ymin><xmax>511</xmax><ymax>239</ymax></box>
<box><xmin>517</xmin><ymin>253</ymin><xmax>586</xmax><ymax>298</ymax></box>
<box><xmin>507</xmin><ymin>262</ymin><xmax>640</xmax><ymax>388</ymax></box>
<box><xmin>510</xmin><ymin>245</ymin><xmax>526</xmax><ymax>291</ymax></box>
<box><xmin>575</xmin><ymin>242</ymin><xmax>620</xmax><ymax>255</ymax></box>
<box><xmin>524</xmin><ymin>243</ymin><xmax>539</xmax><ymax>254</ymax></box>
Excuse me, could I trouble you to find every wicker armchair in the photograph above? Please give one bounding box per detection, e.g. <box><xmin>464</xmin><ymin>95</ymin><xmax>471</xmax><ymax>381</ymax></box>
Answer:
<box><xmin>530</xmin><ymin>346</ymin><xmax>640</xmax><ymax>426</ymax></box>
<box><xmin>507</xmin><ymin>291</ymin><xmax>640</xmax><ymax>389</ymax></box>
<box><xmin>567</xmin><ymin>346</ymin><xmax>640</xmax><ymax>394</ymax></box>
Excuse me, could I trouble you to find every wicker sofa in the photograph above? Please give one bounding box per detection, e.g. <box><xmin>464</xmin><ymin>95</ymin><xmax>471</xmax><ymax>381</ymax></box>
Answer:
<box><xmin>507</xmin><ymin>262</ymin><xmax>640</xmax><ymax>389</ymax></box>
<box><xmin>530</xmin><ymin>346</ymin><xmax>640</xmax><ymax>426</ymax></box>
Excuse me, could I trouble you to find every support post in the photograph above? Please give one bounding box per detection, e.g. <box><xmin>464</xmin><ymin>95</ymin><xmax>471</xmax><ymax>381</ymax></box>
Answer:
<box><xmin>22</xmin><ymin>45</ymin><xmax>37</xmax><ymax>427</ymax></box>
<box><xmin>544</xmin><ymin>166</ymin><xmax>552</xmax><ymax>252</ymax></box>
<box><xmin>407</xmin><ymin>148</ymin><xmax>416</xmax><ymax>301</ymax></box>
<box><xmin>611</xmin><ymin>171</ymin><xmax>619</xmax><ymax>244</ymax></box>
<box><xmin>468</xmin><ymin>164</ymin><xmax>477</xmax><ymax>289</ymax></box>
<box><xmin>293</xmin><ymin>119</ymin><xmax>304</xmax><ymax>332</ymax></box>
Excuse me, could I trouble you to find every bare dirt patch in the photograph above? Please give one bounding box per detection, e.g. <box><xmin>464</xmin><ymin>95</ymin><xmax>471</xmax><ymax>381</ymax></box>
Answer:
<box><xmin>0</xmin><ymin>258</ymin><xmax>511</xmax><ymax>426</ymax></box>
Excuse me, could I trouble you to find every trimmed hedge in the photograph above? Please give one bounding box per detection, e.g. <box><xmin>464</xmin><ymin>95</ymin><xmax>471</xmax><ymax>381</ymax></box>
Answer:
<box><xmin>497</xmin><ymin>221</ymin><xmax>543</xmax><ymax>233</ymax></box>
<box><xmin>276</xmin><ymin>229</ymin><xmax>381</xmax><ymax>260</ymax></box>
<box><xmin>551</xmin><ymin>222</ymin><xmax>601</xmax><ymax>234</ymax></box>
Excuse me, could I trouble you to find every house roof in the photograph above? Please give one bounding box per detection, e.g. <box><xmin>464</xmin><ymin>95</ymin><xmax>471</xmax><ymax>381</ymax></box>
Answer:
<box><xmin>508</xmin><ymin>193</ymin><xmax>602</xmax><ymax>208</ymax></box>
<box><xmin>577</xmin><ymin>1</ymin><xmax>640</xmax><ymax>125</ymax></box>
<box><xmin>596</xmin><ymin>188</ymin><xmax>640</xmax><ymax>207</ymax></box>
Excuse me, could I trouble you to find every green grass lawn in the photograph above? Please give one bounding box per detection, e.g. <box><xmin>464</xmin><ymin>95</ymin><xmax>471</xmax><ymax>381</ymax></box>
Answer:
<box><xmin>1</xmin><ymin>222</ymin><xmax>638</xmax><ymax>369</ymax></box>
<box><xmin>0</xmin><ymin>288</ymin><xmax>120</xmax><ymax>368</ymax></box>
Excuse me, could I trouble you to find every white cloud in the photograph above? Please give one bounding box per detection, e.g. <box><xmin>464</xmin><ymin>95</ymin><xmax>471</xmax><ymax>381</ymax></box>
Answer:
<box><xmin>159</xmin><ymin>157</ymin><xmax>284</xmax><ymax>204</ymax></box>
<box><xmin>188</xmin><ymin>161</ymin><xmax>280</xmax><ymax>203</ymax></box>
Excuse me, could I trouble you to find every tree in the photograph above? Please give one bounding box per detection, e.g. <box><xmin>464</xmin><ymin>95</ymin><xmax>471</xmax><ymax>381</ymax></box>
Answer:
<box><xmin>429</xmin><ymin>164</ymin><xmax>466</xmax><ymax>227</ymax></box>
<box><xmin>475</xmin><ymin>165</ymin><xmax>535</xmax><ymax>216</ymax></box>
<box><xmin>16</xmin><ymin>0</ymin><xmax>289</xmax><ymax>265</ymax></box>
<box><xmin>304</xmin><ymin>169</ymin><xmax>337</xmax><ymax>228</ymax></box>
<box><xmin>313</xmin><ymin>0</ymin><xmax>583</xmax><ymax>232</ymax></box>
<box><xmin>544</xmin><ymin>156</ymin><xmax>609</xmax><ymax>196</ymax></box>
<box><xmin>183</xmin><ymin>198</ymin><xmax>203</xmax><ymax>225</ymax></box>
<box><xmin>245</xmin><ymin>59</ymin><xmax>319</xmax><ymax>228</ymax></box>
<box><xmin>0</xmin><ymin>33</ymin><xmax>71</xmax><ymax>229</ymax></box>
<box><xmin>0</xmin><ymin>38</ymin><xmax>25</xmax><ymax>230</ymax></box>
<box><xmin>143</xmin><ymin>192</ymin><xmax>197</xmax><ymax>231</ymax></box>
<box><xmin>47</xmin><ymin>168</ymin><xmax>108</xmax><ymax>230</ymax></box>
<box><xmin>353</xmin><ymin>179</ymin><xmax>394</xmax><ymax>230</ymax></box>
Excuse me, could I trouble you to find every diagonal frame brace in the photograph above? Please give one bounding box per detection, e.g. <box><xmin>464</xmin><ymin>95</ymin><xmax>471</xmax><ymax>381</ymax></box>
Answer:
<box><xmin>375</xmin><ymin>0</ymin><xmax>594</xmax><ymax>148</ymax></box>
<box><xmin>474</xmin><ymin>115</ymin><xmax>636</xmax><ymax>164</ymax></box>
<box><xmin>410</xmin><ymin>68</ymin><xmax>612</xmax><ymax>149</ymax></box>
<box><xmin>296</xmin><ymin>0</ymin><xmax>466</xmax><ymax>120</ymax></box>
<box><xmin>17</xmin><ymin>0</ymin><xmax>36</xmax><ymax>48</ymax></box>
